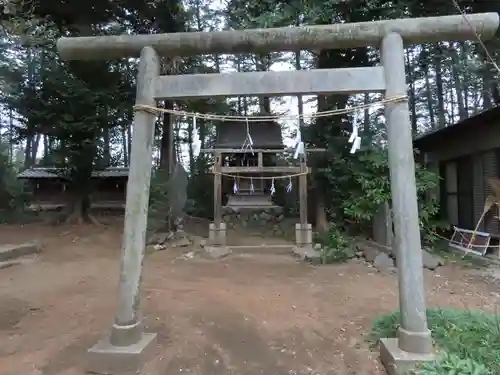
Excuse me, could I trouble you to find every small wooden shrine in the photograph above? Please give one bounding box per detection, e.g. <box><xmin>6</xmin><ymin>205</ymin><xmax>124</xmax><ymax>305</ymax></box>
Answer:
<box><xmin>216</xmin><ymin>120</ymin><xmax>283</xmax><ymax>212</ymax></box>
<box><xmin>205</xmin><ymin>115</ymin><xmax>317</xmax><ymax>248</ymax></box>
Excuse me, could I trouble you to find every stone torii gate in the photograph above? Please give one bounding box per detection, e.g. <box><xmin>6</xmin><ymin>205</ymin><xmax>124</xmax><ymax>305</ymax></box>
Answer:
<box><xmin>57</xmin><ymin>13</ymin><xmax>499</xmax><ymax>375</ymax></box>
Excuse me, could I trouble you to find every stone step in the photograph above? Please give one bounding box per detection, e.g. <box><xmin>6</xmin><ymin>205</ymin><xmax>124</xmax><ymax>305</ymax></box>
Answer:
<box><xmin>233</xmin><ymin>191</ymin><xmax>266</xmax><ymax>195</ymax></box>
<box><xmin>0</xmin><ymin>256</ymin><xmax>38</xmax><ymax>270</ymax></box>
<box><xmin>0</xmin><ymin>242</ymin><xmax>41</xmax><ymax>262</ymax></box>
<box><xmin>228</xmin><ymin>244</ymin><xmax>294</xmax><ymax>255</ymax></box>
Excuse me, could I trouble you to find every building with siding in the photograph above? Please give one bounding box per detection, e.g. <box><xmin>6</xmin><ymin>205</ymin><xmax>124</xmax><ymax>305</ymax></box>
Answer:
<box><xmin>414</xmin><ymin>106</ymin><xmax>500</xmax><ymax>237</ymax></box>
<box><xmin>17</xmin><ymin>167</ymin><xmax>129</xmax><ymax>210</ymax></box>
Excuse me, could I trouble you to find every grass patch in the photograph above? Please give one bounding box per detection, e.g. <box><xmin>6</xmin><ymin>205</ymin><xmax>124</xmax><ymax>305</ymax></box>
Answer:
<box><xmin>371</xmin><ymin>308</ymin><xmax>500</xmax><ymax>374</ymax></box>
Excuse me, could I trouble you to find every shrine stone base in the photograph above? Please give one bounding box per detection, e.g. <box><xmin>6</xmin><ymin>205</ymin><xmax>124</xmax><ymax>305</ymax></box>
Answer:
<box><xmin>222</xmin><ymin>206</ymin><xmax>284</xmax><ymax>228</ymax></box>
<box><xmin>295</xmin><ymin>223</ymin><xmax>312</xmax><ymax>246</ymax></box>
<box><xmin>86</xmin><ymin>333</ymin><xmax>157</xmax><ymax>375</ymax></box>
<box><xmin>208</xmin><ymin>222</ymin><xmax>227</xmax><ymax>246</ymax></box>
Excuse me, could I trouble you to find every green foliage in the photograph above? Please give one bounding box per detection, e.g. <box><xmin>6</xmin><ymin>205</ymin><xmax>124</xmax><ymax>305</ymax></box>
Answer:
<box><xmin>371</xmin><ymin>308</ymin><xmax>500</xmax><ymax>374</ymax></box>
<box><xmin>0</xmin><ymin>143</ymin><xmax>30</xmax><ymax>220</ymax></box>
<box><xmin>340</xmin><ymin>148</ymin><xmax>446</xmax><ymax>241</ymax></box>
<box><xmin>185</xmin><ymin>157</ymin><xmax>214</xmax><ymax>218</ymax></box>
<box><xmin>270</xmin><ymin>174</ymin><xmax>299</xmax><ymax>217</ymax></box>
<box><xmin>340</xmin><ymin>150</ymin><xmax>391</xmax><ymax>221</ymax></box>
<box><xmin>148</xmin><ymin>168</ymin><xmax>171</xmax><ymax>233</ymax></box>
<box><xmin>315</xmin><ymin>224</ymin><xmax>355</xmax><ymax>263</ymax></box>
<box><xmin>418</xmin><ymin>353</ymin><xmax>491</xmax><ymax>375</ymax></box>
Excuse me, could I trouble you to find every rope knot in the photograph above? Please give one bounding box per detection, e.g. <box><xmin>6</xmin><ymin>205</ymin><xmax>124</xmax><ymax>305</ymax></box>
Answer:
<box><xmin>132</xmin><ymin>104</ymin><xmax>161</xmax><ymax>115</ymax></box>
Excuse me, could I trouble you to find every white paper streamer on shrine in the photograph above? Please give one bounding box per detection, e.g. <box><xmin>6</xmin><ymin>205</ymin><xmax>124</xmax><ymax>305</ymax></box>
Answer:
<box><xmin>250</xmin><ymin>177</ymin><xmax>254</xmax><ymax>194</ymax></box>
<box><xmin>192</xmin><ymin>114</ymin><xmax>201</xmax><ymax>157</ymax></box>
<box><xmin>348</xmin><ymin>123</ymin><xmax>361</xmax><ymax>154</ymax></box>
<box><xmin>233</xmin><ymin>179</ymin><xmax>238</xmax><ymax>194</ymax></box>
<box><xmin>286</xmin><ymin>176</ymin><xmax>292</xmax><ymax>192</ymax></box>
<box><xmin>293</xmin><ymin>127</ymin><xmax>305</xmax><ymax>159</ymax></box>
<box><xmin>241</xmin><ymin>118</ymin><xmax>254</xmax><ymax>154</ymax></box>
<box><xmin>270</xmin><ymin>178</ymin><xmax>276</xmax><ymax>195</ymax></box>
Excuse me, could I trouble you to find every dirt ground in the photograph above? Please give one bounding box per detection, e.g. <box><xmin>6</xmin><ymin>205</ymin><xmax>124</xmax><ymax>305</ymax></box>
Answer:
<box><xmin>1</xmin><ymin>222</ymin><xmax>500</xmax><ymax>375</ymax></box>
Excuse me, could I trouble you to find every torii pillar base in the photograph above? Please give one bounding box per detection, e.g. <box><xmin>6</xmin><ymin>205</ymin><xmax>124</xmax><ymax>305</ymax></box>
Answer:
<box><xmin>379</xmin><ymin>338</ymin><xmax>435</xmax><ymax>375</ymax></box>
<box><xmin>295</xmin><ymin>223</ymin><xmax>312</xmax><ymax>247</ymax></box>
<box><xmin>86</xmin><ymin>332</ymin><xmax>158</xmax><ymax>375</ymax></box>
<box><xmin>208</xmin><ymin>222</ymin><xmax>227</xmax><ymax>246</ymax></box>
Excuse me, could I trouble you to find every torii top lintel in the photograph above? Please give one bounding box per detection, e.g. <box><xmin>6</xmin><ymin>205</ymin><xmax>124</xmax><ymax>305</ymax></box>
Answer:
<box><xmin>57</xmin><ymin>13</ymin><xmax>499</xmax><ymax>61</ymax></box>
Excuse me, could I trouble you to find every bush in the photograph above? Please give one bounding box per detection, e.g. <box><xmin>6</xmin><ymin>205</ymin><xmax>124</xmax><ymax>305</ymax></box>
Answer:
<box><xmin>371</xmin><ymin>308</ymin><xmax>500</xmax><ymax>374</ymax></box>
<box><xmin>315</xmin><ymin>224</ymin><xmax>355</xmax><ymax>263</ymax></box>
<box><xmin>339</xmin><ymin>149</ymin><xmax>447</xmax><ymax>244</ymax></box>
<box><xmin>148</xmin><ymin>167</ymin><xmax>171</xmax><ymax>233</ymax></box>
<box><xmin>0</xmin><ymin>144</ymin><xmax>30</xmax><ymax>220</ymax></box>
<box><xmin>186</xmin><ymin>163</ymin><xmax>213</xmax><ymax>219</ymax></box>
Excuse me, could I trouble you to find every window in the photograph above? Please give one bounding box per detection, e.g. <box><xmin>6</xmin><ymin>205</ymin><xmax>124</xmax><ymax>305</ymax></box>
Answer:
<box><xmin>441</xmin><ymin>155</ymin><xmax>474</xmax><ymax>229</ymax></box>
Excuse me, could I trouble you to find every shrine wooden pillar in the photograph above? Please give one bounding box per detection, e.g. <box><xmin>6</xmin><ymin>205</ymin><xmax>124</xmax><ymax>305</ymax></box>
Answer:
<box><xmin>296</xmin><ymin>152</ymin><xmax>312</xmax><ymax>247</ymax></box>
<box><xmin>209</xmin><ymin>151</ymin><xmax>226</xmax><ymax>246</ymax></box>
<box><xmin>213</xmin><ymin>151</ymin><xmax>222</xmax><ymax>225</ymax></box>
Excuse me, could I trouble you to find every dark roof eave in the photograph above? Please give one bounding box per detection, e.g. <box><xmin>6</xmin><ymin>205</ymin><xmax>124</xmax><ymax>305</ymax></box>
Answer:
<box><xmin>414</xmin><ymin>106</ymin><xmax>500</xmax><ymax>148</ymax></box>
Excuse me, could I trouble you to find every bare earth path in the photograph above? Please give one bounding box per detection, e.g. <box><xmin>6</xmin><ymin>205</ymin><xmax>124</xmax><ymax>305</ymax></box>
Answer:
<box><xmin>0</xmin><ymin>223</ymin><xmax>499</xmax><ymax>375</ymax></box>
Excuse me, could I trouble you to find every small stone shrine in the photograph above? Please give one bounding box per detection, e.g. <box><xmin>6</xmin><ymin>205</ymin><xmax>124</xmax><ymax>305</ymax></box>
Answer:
<box><xmin>216</xmin><ymin>119</ymin><xmax>284</xmax><ymax>227</ymax></box>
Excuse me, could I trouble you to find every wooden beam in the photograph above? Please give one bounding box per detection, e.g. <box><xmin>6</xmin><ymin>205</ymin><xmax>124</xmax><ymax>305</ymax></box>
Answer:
<box><xmin>219</xmin><ymin>166</ymin><xmax>305</xmax><ymax>174</ymax></box>
<box><xmin>200</xmin><ymin>148</ymin><xmax>327</xmax><ymax>154</ymax></box>
<box><xmin>154</xmin><ymin>68</ymin><xmax>385</xmax><ymax>99</ymax></box>
<box><xmin>57</xmin><ymin>13</ymin><xmax>499</xmax><ymax>60</ymax></box>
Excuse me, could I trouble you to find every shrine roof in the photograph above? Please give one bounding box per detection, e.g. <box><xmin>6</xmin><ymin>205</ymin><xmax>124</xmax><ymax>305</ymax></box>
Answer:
<box><xmin>215</xmin><ymin>118</ymin><xmax>284</xmax><ymax>149</ymax></box>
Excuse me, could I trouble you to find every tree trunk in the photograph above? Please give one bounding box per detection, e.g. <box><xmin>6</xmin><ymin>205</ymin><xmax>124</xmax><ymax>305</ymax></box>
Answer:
<box><xmin>256</xmin><ymin>54</ymin><xmax>271</xmax><ymax>113</ymax></box>
<box><xmin>448</xmin><ymin>84</ymin><xmax>456</xmax><ymax>124</ymax></box>
<box><xmin>43</xmin><ymin>135</ymin><xmax>50</xmax><ymax>164</ymax></box>
<box><xmin>160</xmin><ymin>100</ymin><xmax>174</xmax><ymax>171</ymax></box>
<box><xmin>187</xmin><ymin>113</ymin><xmax>194</xmax><ymax>172</ymax></box>
<box><xmin>482</xmin><ymin>68</ymin><xmax>493</xmax><ymax>109</ymax></box>
<box><xmin>24</xmin><ymin>135</ymin><xmax>33</xmax><ymax>169</ymax></box>
<box><xmin>121</xmin><ymin>126</ymin><xmax>128</xmax><ymax>166</ymax></box>
<box><xmin>434</xmin><ymin>44</ymin><xmax>446</xmax><ymax>128</ymax></box>
<box><xmin>450</xmin><ymin>46</ymin><xmax>467</xmax><ymax>120</ymax></box>
<box><xmin>59</xmin><ymin>163</ymin><xmax>97</xmax><ymax>225</ymax></box>
<box><xmin>126</xmin><ymin>124</ymin><xmax>132</xmax><ymax>165</ymax></box>
<box><xmin>8</xmin><ymin>108</ymin><xmax>14</xmax><ymax>163</ymax></box>
<box><xmin>102</xmin><ymin>127</ymin><xmax>111</xmax><ymax>167</ymax></box>
<box><xmin>460</xmin><ymin>42</ymin><xmax>470</xmax><ymax>117</ymax></box>
<box><xmin>423</xmin><ymin>64</ymin><xmax>436</xmax><ymax>129</ymax></box>
<box><xmin>58</xmin><ymin>191</ymin><xmax>95</xmax><ymax>225</ymax></box>
<box><xmin>362</xmin><ymin>93</ymin><xmax>373</xmax><ymax>146</ymax></box>
<box><xmin>30</xmin><ymin>133</ymin><xmax>40</xmax><ymax>166</ymax></box>
<box><xmin>406</xmin><ymin>48</ymin><xmax>418</xmax><ymax>135</ymax></box>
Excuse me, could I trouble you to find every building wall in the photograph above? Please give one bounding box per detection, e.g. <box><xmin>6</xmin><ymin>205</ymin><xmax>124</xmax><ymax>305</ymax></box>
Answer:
<box><xmin>26</xmin><ymin>177</ymin><xmax>127</xmax><ymax>209</ymax></box>
<box><xmin>417</xmin><ymin>115</ymin><xmax>500</xmax><ymax>236</ymax></box>
<box><xmin>436</xmin><ymin>149</ymin><xmax>500</xmax><ymax>236</ymax></box>
<box><xmin>482</xmin><ymin>150</ymin><xmax>500</xmax><ymax>235</ymax></box>
<box><xmin>91</xmin><ymin>178</ymin><xmax>127</xmax><ymax>202</ymax></box>
<box><xmin>28</xmin><ymin>179</ymin><xmax>68</xmax><ymax>205</ymax></box>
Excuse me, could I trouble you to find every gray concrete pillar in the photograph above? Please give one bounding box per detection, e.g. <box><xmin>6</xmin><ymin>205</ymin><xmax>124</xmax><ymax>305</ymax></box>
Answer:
<box><xmin>86</xmin><ymin>46</ymin><xmax>159</xmax><ymax>375</ymax></box>
<box><xmin>380</xmin><ymin>32</ymin><xmax>433</xmax><ymax>357</ymax></box>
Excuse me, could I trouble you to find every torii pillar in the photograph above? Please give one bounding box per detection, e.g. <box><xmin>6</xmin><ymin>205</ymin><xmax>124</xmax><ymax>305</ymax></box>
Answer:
<box><xmin>56</xmin><ymin>12</ymin><xmax>499</xmax><ymax>375</ymax></box>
